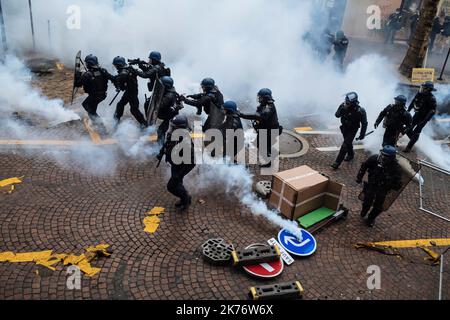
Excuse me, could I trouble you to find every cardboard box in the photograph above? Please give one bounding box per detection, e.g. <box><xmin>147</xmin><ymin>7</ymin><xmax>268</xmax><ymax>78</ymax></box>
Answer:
<box><xmin>269</xmin><ymin>165</ymin><xmax>343</xmax><ymax>221</ymax></box>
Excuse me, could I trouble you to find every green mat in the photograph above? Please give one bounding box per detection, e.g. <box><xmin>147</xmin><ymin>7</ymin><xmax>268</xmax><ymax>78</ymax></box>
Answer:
<box><xmin>298</xmin><ymin>207</ymin><xmax>335</xmax><ymax>229</ymax></box>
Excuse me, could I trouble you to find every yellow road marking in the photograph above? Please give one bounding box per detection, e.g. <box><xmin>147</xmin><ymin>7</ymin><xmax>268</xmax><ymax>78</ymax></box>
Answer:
<box><xmin>0</xmin><ymin>140</ymin><xmax>81</xmax><ymax>146</ymax></box>
<box><xmin>366</xmin><ymin>239</ymin><xmax>450</xmax><ymax>249</ymax></box>
<box><xmin>294</xmin><ymin>127</ymin><xmax>313</xmax><ymax>132</ymax></box>
<box><xmin>83</xmin><ymin>118</ymin><xmax>102</xmax><ymax>144</ymax></box>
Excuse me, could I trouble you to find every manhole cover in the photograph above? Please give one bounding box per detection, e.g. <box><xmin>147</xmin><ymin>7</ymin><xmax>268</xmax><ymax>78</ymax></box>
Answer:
<box><xmin>279</xmin><ymin>130</ymin><xmax>309</xmax><ymax>159</ymax></box>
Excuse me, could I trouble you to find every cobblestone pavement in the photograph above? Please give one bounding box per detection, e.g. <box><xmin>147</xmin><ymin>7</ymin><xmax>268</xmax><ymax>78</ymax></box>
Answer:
<box><xmin>0</xmin><ymin>69</ymin><xmax>448</xmax><ymax>300</ymax></box>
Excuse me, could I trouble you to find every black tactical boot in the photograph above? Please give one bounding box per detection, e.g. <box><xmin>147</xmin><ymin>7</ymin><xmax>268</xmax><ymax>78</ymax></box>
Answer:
<box><xmin>366</xmin><ymin>219</ymin><xmax>376</xmax><ymax>227</ymax></box>
<box><xmin>331</xmin><ymin>162</ymin><xmax>340</xmax><ymax>170</ymax></box>
<box><xmin>179</xmin><ymin>196</ymin><xmax>192</xmax><ymax>211</ymax></box>
<box><xmin>344</xmin><ymin>155</ymin><xmax>354</xmax><ymax>162</ymax></box>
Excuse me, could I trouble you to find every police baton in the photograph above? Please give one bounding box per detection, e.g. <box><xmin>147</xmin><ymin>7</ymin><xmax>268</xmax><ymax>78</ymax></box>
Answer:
<box><xmin>356</xmin><ymin>130</ymin><xmax>375</xmax><ymax>141</ymax></box>
<box><xmin>109</xmin><ymin>90</ymin><xmax>121</xmax><ymax>106</ymax></box>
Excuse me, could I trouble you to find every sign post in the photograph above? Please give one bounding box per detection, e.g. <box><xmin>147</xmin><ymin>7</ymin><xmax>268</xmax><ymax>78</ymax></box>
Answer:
<box><xmin>0</xmin><ymin>0</ymin><xmax>7</xmax><ymax>54</ymax></box>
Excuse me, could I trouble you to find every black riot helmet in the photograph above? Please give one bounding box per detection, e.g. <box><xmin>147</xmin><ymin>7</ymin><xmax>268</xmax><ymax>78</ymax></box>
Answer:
<box><xmin>113</xmin><ymin>56</ymin><xmax>127</xmax><ymax>69</ymax></box>
<box><xmin>149</xmin><ymin>51</ymin><xmax>162</xmax><ymax>64</ymax></box>
<box><xmin>85</xmin><ymin>54</ymin><xmax>99</xmax><ymax>69</ymax></box>
<box><xmin>161</xmin><ymin>76</ymin><xmax>174</xmax><ymax>89</ymax></box>
<box><xmin>420</xmin><ymin>81</ymin><xmax>436</xmax><ymax>93</ymax></box>
<box><xmin>394</xmin><ymin>95</ymin><xmax>407</xmax><ymax>109</ymax></box>
<box><xmin>201</xmin><ymin>78</ymin><xmax>215</xmax><ymax>93</ymax></box>
<box><xmin>378</xmin><ymin>145</ymin><xmax>397</xmax><ymax>166</ymax></box>
<box><xmin>345</xmin><ymin>92</ymin><xmax>359</xmax><ymax>106</ymax></box>
<box><xmin>257</xmin><ymin>88</ymin><xmax>274</xmax><ymax>104</ymax></box>
<box><xmin>171</xmin><ymin>114</ymin><xmax>189</xmax><ymax>129</ymax></box>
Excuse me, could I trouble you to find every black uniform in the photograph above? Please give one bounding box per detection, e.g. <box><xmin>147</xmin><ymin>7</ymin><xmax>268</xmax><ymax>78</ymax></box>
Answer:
<box><xmin>134</xmin><ymin>62</ymin><xmax>171</xmax><ymax>115</ymax></box>
<box><xmin>356</xmin><ymin>155</ymin><xmax>402</xmax><ymax>224</ymax></box>
<box><xmin>75</xmin><ymin>66</ymin><xmax>112</xmax><ymax>122</ymax></box>
<box><xmin>406</xmin><ymin>92</ymin><xmax>437</xmax><ymax>151</ymax></box>
<box><xmin>333</xmin><ymin>35</ymin><xmax>349</xmax><ymax>70</ymax></box>
<box><xmin>318</xmin><ymin>30</ymin><xmax>335</xmax><ymax>61</ymax></box>
<box><xmin>158</xmin><ymin>129</ymin><xmax>196</xmax><ymax>208</ymax></box>
<box><xmin>385</xmin><ymin>11</ymin><xmax>403</xmax><ymax>44</ymax></box>
<box><xmin>430</xmin><ymin>17</ymin><xmax>442</xmax><ymax>52</ymax></box>
<box><xmin>184</xmin><ymin>88</ymin><xmax>225</xmax><ymax>131</ymax></box>
<box><xmin>113</xmin><ymin>66</ymin><xmax>147</xmax><ymax>126</ymax></box>
<box><xmin>375</xmin><ymin>104</ymin><xmax>412</xmax><ymax>147</ymax></box>
<box><xmin>219</xmin><ymin>113</ymin><xmax>243</xmax><ymax>162</ymax></box>
<box><xmin>240</xmin><ymin>102</ymin><xmax>281</xmax><ymax>163</ymax></box>
<box><xmin>334</xmin><ymin>103</ymin><xmax>368</xmax><ymax>165</ymax></box>
<box><xmin>156</xmin><ymin>88</ymin><xmax>181</xmax><ymax>145</ymax></box>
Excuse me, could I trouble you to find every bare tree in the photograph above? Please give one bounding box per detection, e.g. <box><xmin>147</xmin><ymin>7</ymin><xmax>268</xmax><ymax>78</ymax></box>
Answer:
<box><xmin>399</xmin><ymin>0</ymin><xmax>440</xmax><ymax>77</ymax></box>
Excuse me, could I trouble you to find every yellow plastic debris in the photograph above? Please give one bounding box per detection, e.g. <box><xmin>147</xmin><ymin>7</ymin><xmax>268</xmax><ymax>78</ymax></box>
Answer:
<box><xmin>0</xmin><ymin>244</ymin><xmax>111</xmax><ymax>277</ymax></box>
<box><xmin>9</xmin><ymin>250</ymin><xmax>53</xmax><ymax>263</ymax></box>
<box><xmin>0</xmin><ymin>177</ymin><xmax>23</xmax><ymax>187</ymax></box>
<box><xmin>0</xmin><ymin>177</ymin><xmax>23</xmax><ymax>194</ymax></box>
<box><xmin>148</xmin><ymin>207</ymin><xmax>165</xmax><ymax>215</ymax></box>
<box><xmin>144</xmin><ymin>215</ymin><xmax>160</xmax><ymax>233</ymax></box>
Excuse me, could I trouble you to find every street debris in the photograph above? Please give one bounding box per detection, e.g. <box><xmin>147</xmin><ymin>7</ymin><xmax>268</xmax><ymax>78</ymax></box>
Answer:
<box><xmin>201</xmin><ymin>238</ymin><xmax>234</xmax><ymax>265</ymax></box>
<box><xmin>0</xmin><ymin>177</ymin><xmax>24</xmax><ymax>194</ymax></box>
<box><xmin>255</xmin><ymin>180</ymin><xmax>272</xmax><ymax>199</ymax></box>
<box><xmin>0</xmin><ymin>244</ymin><xmax>112</xmax><ymax>277</ymax></box>
<box><xmin>354</xmin><ymin>243</ymin><xmax>403</xmax><ymax>257</ymax></box>
<box><xmin>232</xmin><ymin>245</ymin><xmax>281</xmax><ymax>267</ymax></box>
<box><xmin>143</xmin><ymin>207</ymin><xmax>165</xmax><ymax>233</ymax></box>
<box><xmin>249</xmin><ymin>281</ymin><xmax>304</xmax><ymax>300</ymax></box>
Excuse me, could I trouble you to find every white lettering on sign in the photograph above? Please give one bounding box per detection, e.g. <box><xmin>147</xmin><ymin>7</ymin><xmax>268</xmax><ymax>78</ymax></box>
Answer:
<box><xmin>268</xmin><ymin>238</ymin><xmax>294</xmax><ymax>265</ymax></box>
<box><xmin>260</xmin><ymin>263</ymin><xmax>275</xmax><ymax>272</ymax></box>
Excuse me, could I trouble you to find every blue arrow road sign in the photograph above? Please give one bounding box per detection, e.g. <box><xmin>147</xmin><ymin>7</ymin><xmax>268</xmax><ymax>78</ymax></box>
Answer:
<box><xmin>277</xmin><ymin>229</ymin><xmax>317</xmax><ymax>257</ymax></box>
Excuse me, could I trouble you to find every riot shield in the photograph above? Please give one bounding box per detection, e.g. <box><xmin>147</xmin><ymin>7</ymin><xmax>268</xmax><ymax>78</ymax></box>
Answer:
<box><xmin>146</xmin><ymin>78</ymin><xmax>165</xmax><ymax>126</ymax></box>
<box><xmin>71</xmin><ymin>50</ymin><xmax>82</xmax><ymax>105</ymax></box>
<box><xmin>358</xmin><ymin>154</ymin><xmax>421</xmax><ymax>211</ymax></box>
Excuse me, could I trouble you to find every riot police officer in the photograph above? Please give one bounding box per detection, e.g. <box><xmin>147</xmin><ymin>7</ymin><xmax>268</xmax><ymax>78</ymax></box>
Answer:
<box><xmin>130</xmin><ymin>51</ymin><xmax>171</xmax><ymax>116</ymax></box>
<box><xmin>74</xmin><ymin>54</ymin><xmax>113</xmax><ymax>123</ymax></box>
<box><xmin>356</xmin><ymin>145</ymin><xmax>402</xmax><ymax>227</ymax></box>
<box><xmin>333</xmin><ymin>30</ymin><xmax>349</xmax><ymax>71</ymax></box>
<box><xmin>180</xmin><ymin>78</ymin><xmax>225</xmax><ymax>131</ymax></box>
<box><xmin>385</xmin><ymin>8</ymin><xmax>403</xmax><ymax>44</ymax></box>
<box><xmin>318</xmin><ymin>28</ymin><xmax>335</xmax><ymax>61</ymax></box>
<box><xmin>374</xmin><ymin>95</ymin><xmax>412</xmax><ymax>147</ymax></box>
<box><xmin>219</xmin><ymin>101</ymin><xmax>244</xmax><ymax>163</ymax></box>
<box><xmin>111</xmin><ymin>56</ymin><xmax>147</xmax><ymax>128</ymax></box>
<box><xmin>239</xmin><ymin>89</ymin><xmax>281</xmax><ymax>168</ymax></box>
<box><xmin>331</xmin><ymin>92</ymin><xmax>368</xmax><ymax>170</ymax></box>
<box><xmin>156</xmin><ymin>76</ymin><xmax>183</xmax><ymax>146</ymax></box>
<box><xmin>404</xmin><ymin>81</ymin><xmax>437</xmax><ymax>153</ymax></box>
<box><xmin>157</xmin><ymin>115</ymin><xmax>196</xmax><ymax>211</ymax></box>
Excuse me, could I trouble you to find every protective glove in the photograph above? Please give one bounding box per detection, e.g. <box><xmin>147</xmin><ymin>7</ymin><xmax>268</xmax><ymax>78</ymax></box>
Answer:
<box><xmin>156</xmin><ymin>153</ymin><xmax>163</xmax><ymax>161</ymax></box>
<box><xmin>374</xmin><ymin>123</ymin><xmax>379</xmax><ymax>129</ymax></box>
<box><xmin>358</xmin><ymin>134</ymin><xmax>365</xmax><ymax>141</ymax></box>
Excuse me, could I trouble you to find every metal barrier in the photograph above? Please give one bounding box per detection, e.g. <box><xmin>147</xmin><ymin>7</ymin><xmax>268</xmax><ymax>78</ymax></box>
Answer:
<box><xmin>439</xmin><ymin>248</ymin><xmax>450</xmax><ymax>300</ymax></box>
<box><xmin>418</xmin><ymin>160</ymin><xmax>450</xmax><ymax>222</ymax></box>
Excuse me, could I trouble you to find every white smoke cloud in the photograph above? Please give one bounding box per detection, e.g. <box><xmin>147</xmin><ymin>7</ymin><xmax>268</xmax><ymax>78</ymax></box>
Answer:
<box><xmin>0</xmin><ymin>1</ymin><xmax>448</xmax><ymax>174</ymax></box>
<box><xmin>0</xmin><ymin>55</ymin><xmax>80</xmax><ymax>124</ymax></box>
<box><xmin>187</xmin><ymin>159</ymin><xmax>303</xmax><ymax>239</ymax></box>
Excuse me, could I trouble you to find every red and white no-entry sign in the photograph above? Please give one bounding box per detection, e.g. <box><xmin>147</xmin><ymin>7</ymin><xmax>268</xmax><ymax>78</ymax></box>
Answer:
<box><xmin>242</xmin><ymin>244</ymin><xmax>284</xmax><ymax>279</ymax></box>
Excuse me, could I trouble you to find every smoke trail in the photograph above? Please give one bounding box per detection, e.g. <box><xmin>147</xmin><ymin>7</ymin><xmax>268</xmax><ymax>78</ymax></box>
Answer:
<box><xmin>0</xmin><ymin>56</ymin><xmax>80</xmax><ymax>124</ymax></box>
<box><xmin>189</xmin><ymin>159</ymin><xmax>303</xmax><ymax>240</ymax></box>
